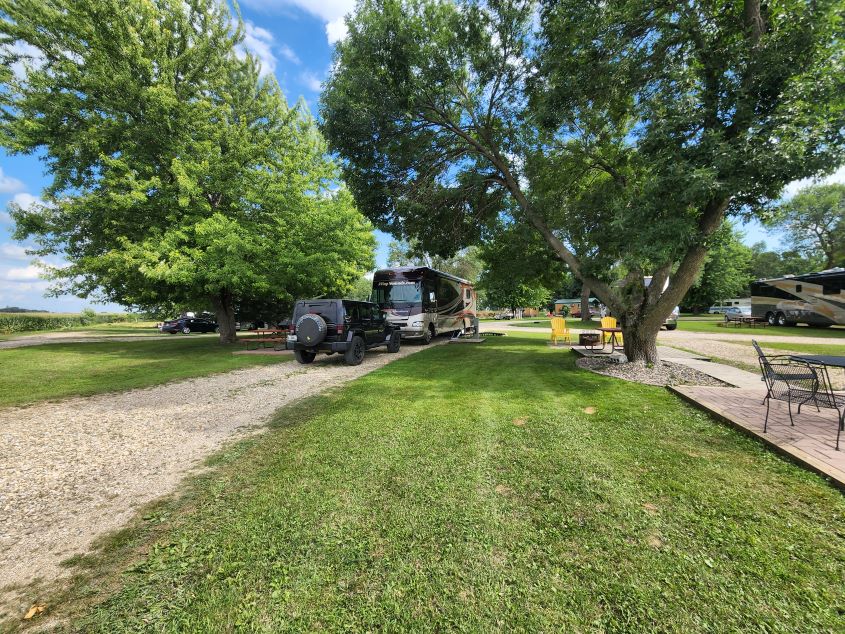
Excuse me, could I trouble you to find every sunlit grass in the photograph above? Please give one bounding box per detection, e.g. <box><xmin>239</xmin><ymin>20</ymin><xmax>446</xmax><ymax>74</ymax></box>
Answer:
<box><xmin>39</xmin><ymin>333</ymin><xmax>845</xmax><ymax>633</ymax></box>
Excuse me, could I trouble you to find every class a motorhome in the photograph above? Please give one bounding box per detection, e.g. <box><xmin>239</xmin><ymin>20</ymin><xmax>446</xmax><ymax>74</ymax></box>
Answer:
<box><xmin>750</xmin><ymin>268</ymin><xmax>845</xmax><ymax>327</ymax></box>
<box><xmin>371</xmin><ymin>267</ymin><xmax>477</xmax><ymax>342</ymax></box>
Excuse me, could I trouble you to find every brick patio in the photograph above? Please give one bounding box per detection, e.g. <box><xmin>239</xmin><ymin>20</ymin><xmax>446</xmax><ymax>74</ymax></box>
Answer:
<box><xmin>671</xmin><ymin>385</ymin><xmax>845</xmax><ymax>490</ymax></box>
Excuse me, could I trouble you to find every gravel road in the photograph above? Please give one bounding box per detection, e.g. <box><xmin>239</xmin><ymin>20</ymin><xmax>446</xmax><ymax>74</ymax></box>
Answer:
<box><xmin>658</xmin><ymin>329</ymin><xmax>845</xmax><ymax>369</ymax></box>
<box><xmin>0</xmin><ymin>340</ymin><xmax>439</xmax><ymax>612</ymax></box>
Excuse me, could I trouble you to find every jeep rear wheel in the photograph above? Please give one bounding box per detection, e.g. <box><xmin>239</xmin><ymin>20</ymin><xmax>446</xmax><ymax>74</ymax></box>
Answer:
<box><xmin>344</xmin><ymin>336</ymin><xmax>366</xmax><ymax>365</ymax></box>
<box><xmin>295</xmin><ymin>349</ymin><xmax>316</xmax><ymax>364</ymax></box>
<box><xmin>387</xmin><ymin>331</ymin><xmax>401</xmax><ymax>353</ymax></box>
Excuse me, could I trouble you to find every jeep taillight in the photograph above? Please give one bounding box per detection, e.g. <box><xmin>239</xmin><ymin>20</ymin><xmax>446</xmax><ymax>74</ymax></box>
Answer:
<box><xmin>289</xmin><ymin>322</ymin><xmax>296</xmax><ymax>334</ymax></box>
<box><xmin>336</xmin><ymin>322</ymin><xmax>344</xmax><ymax>335</ymax></box>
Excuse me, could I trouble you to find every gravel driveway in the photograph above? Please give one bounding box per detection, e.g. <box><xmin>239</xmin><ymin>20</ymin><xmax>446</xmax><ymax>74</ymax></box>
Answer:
<box><xmin>0</xmin><ymin>341</ymin><xmax>439</xmax><ymax>613</ymax></box>
<box><xmin>658</xmin><ymin>329</ymin><xmax>845</xmax><ymax>369</ymax></box>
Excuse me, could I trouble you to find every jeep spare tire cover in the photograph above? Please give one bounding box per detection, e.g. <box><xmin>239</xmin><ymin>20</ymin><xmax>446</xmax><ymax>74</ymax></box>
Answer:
<box><xmin>296</xmin><ymin>313</ymin><xmax>328</xmax><ymax>345</ymax></box>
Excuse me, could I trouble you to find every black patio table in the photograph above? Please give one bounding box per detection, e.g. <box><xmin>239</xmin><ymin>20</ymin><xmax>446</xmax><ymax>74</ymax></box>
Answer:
<box><xmin>788</xmin><ymin>355</ymin><xmax>845</xmax><ymax>369</ymax></box>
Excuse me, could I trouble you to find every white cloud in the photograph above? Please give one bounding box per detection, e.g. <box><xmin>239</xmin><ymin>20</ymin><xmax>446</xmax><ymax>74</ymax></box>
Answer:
<box><xmin>241</xmin><ymin>21</ymin><xmax>278</xmax><ymax>77</ymax></box>
<box><xmin>3</xmin><ymin>192</ymin><xmax>40</xmax><ymax>226</ymax></box>
<box><xmin>2</xmin><ymin>39</ymin><xmax>45</xmax><ymax>80</ymax></box>
<box><xmin>0</xmin><ymin>279</ymin><xmax>49</xmax><ymax>292</ymax></box>
<box><xmin>278</xmin><ymin>43</ymin><xmax>301</xmax><ymax>65</ymax></box>
<box><xmin>782</xmin><ymin>164</ymin><xmax>845</xmax><ymax>199</ymax></box>
<box><xmin>4</xmin><ymin>264</ymin><xmax>43</xmax><ymax>281</ymax></box>
<box><xmin>300</xmin><ymin>71</ymin><xmax>323</xmax><ymax>92</ymax></box>
<box><xmin>325</xmin><ymin>18</ymin><xmax>348</xmax><ymax>45</ymax></box>
<box><xmin>241</xmin><ymin>0</ymin><xmax>355</xmax><ymax>45</ymax></box>
<box><xmin>11</xmin><ymin>192</ymin><xmax>38</xmax><ymax>209</ymax></box>
<box><xmin>0</xmin><ymin>168</ymin><xmax>25</xmax><ymax>194</ymax></box>
<box><xmin>0</xmin><ymin>243</ymin><xmax>31</xmax><ymax>260</ymax></box>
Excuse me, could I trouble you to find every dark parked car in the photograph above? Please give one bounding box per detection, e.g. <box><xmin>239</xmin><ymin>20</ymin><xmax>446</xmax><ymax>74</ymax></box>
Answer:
<box><xmin>286</xmin><ymin>299</ymin><xmax>400</xmax><ymax>365</ymax></box>
<box><xmin>159</xmin><ymin>317</ymin><xmax>219</xmax><ymax>335</ymax></box>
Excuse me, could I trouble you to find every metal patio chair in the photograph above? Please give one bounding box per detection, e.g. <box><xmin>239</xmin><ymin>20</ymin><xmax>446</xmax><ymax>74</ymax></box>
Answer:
<box><xmin>753</xmin><ymin>339</ymin><xmax>797</xmax><ymax>403</ymax></box>
<box><xmin>760</xmin><ymin>357</ymin><xmax>845</xmax><ymax>450</ymax></box>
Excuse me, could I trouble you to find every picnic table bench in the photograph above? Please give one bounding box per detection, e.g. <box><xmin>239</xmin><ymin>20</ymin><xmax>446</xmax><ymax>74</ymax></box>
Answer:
<box><xmin>240</xmin><ymin>328</ymin><xmax>288</xmax><ymax>350</ymax></box>
<box><xmin>717</xmin><ymin>314</ymin><xmax>768</xmax><ymax>328</ymax></box>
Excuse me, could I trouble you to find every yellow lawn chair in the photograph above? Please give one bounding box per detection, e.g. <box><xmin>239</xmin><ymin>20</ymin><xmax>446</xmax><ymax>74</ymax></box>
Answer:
<box><xmin>550</xmin><ymin>316</ymin><xmax>571</xmax><ymax>345</ymax></box>
<box><xmin>600</xmin><ymin>316</ymin><xmax>623</xmax><ymax>344</ymax></box>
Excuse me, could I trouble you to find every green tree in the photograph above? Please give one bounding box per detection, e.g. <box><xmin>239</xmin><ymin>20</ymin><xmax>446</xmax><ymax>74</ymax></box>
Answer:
<box><xmin>478</xmin><ymin>223</ymin><xmax>563</xmax><ymax>314</ymax></box>
<box><xmin>767</xmin><ymin>184</ymin><xmax>845</xmax><ymax>269</ymax></box>
<box><xmin>386</xmin><ymin>239</ymin><xmax>483</xmax><ymax>282</ymax></box>
<box><xmin>321</xmin><ymin>0</ymin><xmax>844</xmax><ymax>362</ymax></box>
<box><xmin>347</xmin><ymin>275</ymin><xmax>375</xmax><ymax>301</ymax></box>
<box><xmin>682</xmin><ymin>223</ymin><xmax>753</xmax><ymax>312</ymax></box>
<box><xmin>1</xmin><ymin>0</ymin><xmax>374</xmax><ymax>343</ymax></box>
<box><xmin>748</xmin><ymin>242</ymin><xmax>826</xmax><ymax>280</ymax></box>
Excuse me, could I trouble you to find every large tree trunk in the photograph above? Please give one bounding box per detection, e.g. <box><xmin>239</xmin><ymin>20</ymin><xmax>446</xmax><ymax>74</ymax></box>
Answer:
<box><xmin>212</xmin><ymin>289</ymin><xmax>238</xmax><ymax>344</ymax></box>
<box><xmin>580</xmin><ymin>285</ymin><xmax>591</xmax><ymax>323</ymax></box>
<box><xmin>620</xmin><ymin>321</ymin><xmax>660</xmax><ymax>364</ymax></box>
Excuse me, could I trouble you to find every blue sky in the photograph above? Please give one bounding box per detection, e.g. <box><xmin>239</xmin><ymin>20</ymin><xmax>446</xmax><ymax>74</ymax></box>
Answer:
<box><xmin>0</xmin><ymin>0</ymin><xmax>841</xmax><ymax>312</ymax></box>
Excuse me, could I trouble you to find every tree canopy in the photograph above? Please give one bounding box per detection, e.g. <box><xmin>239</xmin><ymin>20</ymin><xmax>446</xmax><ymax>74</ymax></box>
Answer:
<box><xmin>748</xmin><ymin>243</ymin><xmax>826</xmax><ymax>281</ymax></box>
<box><xmin>322</xmin><ymin>0</ymin><xmax>845</xmax><ymax>361</ymax></box>
<box><xmin>682</xmin><ymin>223</ymin><xmax>753</xmax><ymax>313</ymax></box>
<box><xmin>1</xmin><ymin>0</ymin><xmax>374</xmax><ymax>341</ymax></box>
<box><xmin>386</xmin><ymin>239</ymin><xmax>483</xmax><ymax>282</ymax></box>
<box><xmin>477</xmin><ymin>222</ymin><xmax>565</xmax><ymax>312</ymax></box>
<box><xmin>767</xmin><ymin>184</ymin><xmax>845</xmax><ymax>269</ymax></box>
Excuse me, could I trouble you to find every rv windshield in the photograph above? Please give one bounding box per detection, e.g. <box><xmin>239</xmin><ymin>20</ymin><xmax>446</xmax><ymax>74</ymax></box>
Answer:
<box><xmin>373</xmin><ymin>282</ymin><xmax>421</xmax><ymax>305</ymax></box>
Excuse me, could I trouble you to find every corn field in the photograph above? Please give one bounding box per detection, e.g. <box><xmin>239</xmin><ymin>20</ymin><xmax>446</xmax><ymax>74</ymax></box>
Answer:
<box><xmin>0</xmin><ymin>311</ymin><xmax>136</xmax><ymax>334</ymax></box>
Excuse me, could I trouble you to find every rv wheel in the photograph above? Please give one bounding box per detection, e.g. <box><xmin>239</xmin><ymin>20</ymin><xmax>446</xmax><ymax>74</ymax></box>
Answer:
<box><xmin>766</xmin><ymin>312</ymin><xmax>776</xmax><ymax>326</ymax></box>
<box><xmin>422</xmin><ymin>325</ymin><xmax>435</xmax><ymax>345</ymax></box>
<box><xmin>776</xmin><ymin>312</ymin><xmax>787</xmax><ymax>327</ymax></box>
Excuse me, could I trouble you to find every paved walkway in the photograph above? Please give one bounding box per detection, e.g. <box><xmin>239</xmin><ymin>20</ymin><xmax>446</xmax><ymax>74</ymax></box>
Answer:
<box><xmin>667</xmin><ymin>358</ymin><xmax>763</xmax><ymax>389</ymax></box>
<box><xmin>672</xmin><ymin>386</ymin><xmax>845</xmax><ymax>490</ymax></box>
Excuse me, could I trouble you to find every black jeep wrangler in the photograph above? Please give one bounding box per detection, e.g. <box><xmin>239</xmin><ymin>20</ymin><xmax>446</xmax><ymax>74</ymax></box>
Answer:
<box><xmin>286</xmin><ymin>299</ymin><xmax>401</xmax><ymax>365</ymax></box>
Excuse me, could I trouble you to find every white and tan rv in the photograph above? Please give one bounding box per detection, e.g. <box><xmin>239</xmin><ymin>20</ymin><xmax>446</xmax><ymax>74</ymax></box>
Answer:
<box><xmin>750</xmin><ymin>268</ymin><xmax>845</xmax><ymax>327</ymax></box>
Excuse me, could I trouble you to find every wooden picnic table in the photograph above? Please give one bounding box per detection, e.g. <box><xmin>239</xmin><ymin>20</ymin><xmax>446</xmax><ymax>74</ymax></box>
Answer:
<box><xmin>594</xmin><ymin>327</ymin><xmax>623</xmax><ymax>354</ymax></box>
<box><xmin>719</xmin><ymin>315</ymin><xmax>768</xmax><ymax>328</ymax></box>
<box><xmin>241</xmin><ymin>328</ymin><xmax>288</xmax><ymax>350</ymax></box>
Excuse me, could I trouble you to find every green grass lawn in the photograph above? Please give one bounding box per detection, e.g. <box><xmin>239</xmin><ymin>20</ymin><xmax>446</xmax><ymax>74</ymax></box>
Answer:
<box><xmin>0</xmin><ymin>321</ymin><xmax>162</xmax><ymax>339</ymax></box>
<box><xmin>0</xmin><ymin>337</ymin><xmax>290</xmax><ymax>407</ymax></box>
<box><xmin>38</xmin><ymin>334</ymin><xmax>845</xmax><ymax>633</ymax></box>
<box><xmin>70</xmin><ymin>322</ymin><xmax>162</xmax><ymax>334</ymax></box>
<box><xmin>677</xmin><ymin>320</ymin><xmax>845</xmax><ymax>338</ymax></box>
<box><xmin>747</xmin><ymin>340</ymin><xmax>845</xmax><ymax>358</ymax></box>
